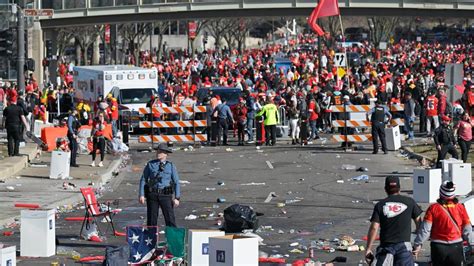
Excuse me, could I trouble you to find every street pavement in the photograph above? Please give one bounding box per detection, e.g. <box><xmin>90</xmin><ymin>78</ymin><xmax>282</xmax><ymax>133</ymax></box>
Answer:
<box><xmin>0</xmin><ymin>140</ymin><xmax>435</xmax><ymax>265</ymax></box>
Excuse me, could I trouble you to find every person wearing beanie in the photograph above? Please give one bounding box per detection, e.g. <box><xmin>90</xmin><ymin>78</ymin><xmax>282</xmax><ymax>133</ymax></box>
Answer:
<box><xmin>413</xmin><ymin>181</ymin><xmax>473</xmax><ymax>266</ymax></box>
<box><xmin>365</xmin><ymin>176</ymin><xmax>422</xmax><ymax>265</ymax></box>
<box><xmin>434</xmin><ymin>115</ymin><xmax>459</xmax><ymax>168</ymax></box>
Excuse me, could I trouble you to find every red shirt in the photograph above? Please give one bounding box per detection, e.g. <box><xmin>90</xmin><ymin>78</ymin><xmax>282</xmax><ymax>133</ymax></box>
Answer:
<box><xmin>308</xmin><ymin>101</ymin><xmax>319</xmax><ymax>121</ymax></box>
<box><xmin>456</xmin><ymin>120</ymin><xmax>473</xmax><ymax>141</ymax></box>
<box><xmin>93</xmin><ymin>120</ymin><xmax>107</xmax><ymax>137</ymax></box>
<box><xmin>424</xmin><ymin>202</ymin><xmax>471</xmax><ymax>243</ymax></box>
<box><xmin>425</xmin><ymin>96</ymin><xmax>439</xmax><ymax>117</ymax></box>
<box><xmin>109</xmin><ymin>99</ymin><xmax>119</xmax><ymax>120</ymax></box>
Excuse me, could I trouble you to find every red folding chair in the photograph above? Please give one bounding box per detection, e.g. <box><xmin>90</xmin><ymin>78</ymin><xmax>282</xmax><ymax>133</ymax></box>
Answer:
<box><xmin>80</xmin><ymin>187</ymin><xmax>121</xmax><ymax>237</ymax></box>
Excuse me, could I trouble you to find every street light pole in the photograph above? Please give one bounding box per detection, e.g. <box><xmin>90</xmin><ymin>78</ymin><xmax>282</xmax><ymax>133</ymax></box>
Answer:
<box><xmin>17</xmin><ymin>0</ymin><xmax>25</xmax><ymax>92</ymax></box>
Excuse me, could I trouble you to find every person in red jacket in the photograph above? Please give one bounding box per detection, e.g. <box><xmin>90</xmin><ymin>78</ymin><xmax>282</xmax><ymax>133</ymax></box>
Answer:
<box><xmin>90</xmin><ymin>112</ymin><xmax>107</xmax><ymax>167</ymax></box>
<box><xmin>106</xmin><ymin>94</ymin><xmax>119</xmax><ymax>138</ymax></box>
<box><xmin>308</xmin><ymin>94</ymin><xmax>319</xmax><ymax>141</ymax></box>
<box><xmin>234</xmin><ymin>97</ymin><xmax>248</xmax><ymax>146</ymax></box>
<box><xmin>425</xmin><ymin>90</ymin><xmax>439</xmax><ymax>136</ymax></box>
<box><xmin>413</xmin><ymin>181</ymin><xmax>473</xmax><ymax>266</ymax></box>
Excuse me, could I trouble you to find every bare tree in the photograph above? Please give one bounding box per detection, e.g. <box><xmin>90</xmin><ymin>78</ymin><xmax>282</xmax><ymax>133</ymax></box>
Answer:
<box><xmin>205</xmin><ymin>19</ymin><xmax>230</xmax><ymax>50</ymax></box>
<box><xmin>55</xmin><ymin>29</ymin><xmax>75</xmax><ymax>58</ymax></box>
<box><xmin>222</xmin><ymin>19</ymin><xmax>238</xmax><ymax>50</ymax></box>
<box><xmin>71</xmin><ymin>26</ymin><xmax>100</xmax><ymax>66</ymax></box>
<box><xmin>119</xmin><ymin>23</ymin><xmax>153</xmax><ymax>66</ymax></box>
<box><xmin>232</xmin><ymin>18</ymin><xmax>255</xmax><ymax>53</ymax></box>
<box><xmin>372</xmin><ymin>17</ymin><xmax>400</xmax><ymax>46</ymax></box>
<box><xmin>153</xmin><ymin>21</ymin><xmax>171</xmax><ymax>60</ymax></box>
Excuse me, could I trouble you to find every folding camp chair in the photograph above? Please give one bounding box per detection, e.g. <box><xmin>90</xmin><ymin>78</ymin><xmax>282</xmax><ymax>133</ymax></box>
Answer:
<box><xmin>79</xmin><ymin>187</ymin><xmax>121</xmax><ymax>237</ymax></box>
<box><xmin>155</xmin><ymin>227</ymin><xmax>187</xmax><ymax>265</ymax></box>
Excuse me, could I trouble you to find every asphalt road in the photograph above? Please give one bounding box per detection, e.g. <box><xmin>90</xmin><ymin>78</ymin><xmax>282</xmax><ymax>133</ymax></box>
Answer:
<box><xmin>1</xmin><ymin>141</ymin><xmax>432</xmax><ymax>265</ymax></box>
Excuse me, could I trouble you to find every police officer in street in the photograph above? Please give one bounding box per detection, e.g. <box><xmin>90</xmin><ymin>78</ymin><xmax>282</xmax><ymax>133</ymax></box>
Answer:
<box><xmin>139</xmin><ymin>143</ymin><xmax>180</xmax><ymax>227</ymax></box>
<box><xmin>2</xmin><ymin>96</ymin><xmax>29</xmax><ymax>157</ymax></box>
<box><xmin>67</xmin><ymin>109</ymin><xmax>80</xmax><ymax>167</ymax></box>
<box><xmin>367</xmin><ymin>100</ymin><xmax>392</xmax><ymax>154</ymax></box>
<box><xmin>434</xmin><ymin>116</ymin><xmax>459</xmax><ymax>168</ymax></box>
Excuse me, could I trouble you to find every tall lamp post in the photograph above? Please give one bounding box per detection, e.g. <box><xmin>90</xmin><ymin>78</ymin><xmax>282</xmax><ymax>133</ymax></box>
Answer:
<box><xmin>367</xmin><ymin>17</ymin><xmax>375</xmax><ymax>47</ymax></box>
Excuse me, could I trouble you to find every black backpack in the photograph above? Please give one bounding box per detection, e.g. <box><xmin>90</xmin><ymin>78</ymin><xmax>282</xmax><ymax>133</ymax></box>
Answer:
<box><xmin>103</xmin><ymin>246</ymin><xmax>129</xmax><ymax>266</ymax></box>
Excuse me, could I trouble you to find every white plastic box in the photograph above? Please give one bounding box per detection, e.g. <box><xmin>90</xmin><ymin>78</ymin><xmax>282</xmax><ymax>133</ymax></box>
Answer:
<box><xmin>0</xmin><ymin>245</ymin><xmax>16</xmax><ymax>266</ymax></box>
<box><xmin>385</xmin><ymin>125</ymin><xmax>401</xmax><ymax>151</ymax></box>
<box><xmin>209</xmin><ymin>235</ymin><xmax>258</xmax><ymax>266</ymax></box>
<box><xmin>413</xmin><ymin>168</ymin><xmax>442</xmax><ymax>203</ymax></box>
<box><xmin>460</xmin><ymin>196</ymin><xmax>474</xmax><ymax>226</ymax></box>
<box><xmin>49</xmin><ymin>150</ymin><xmax>70</xmax><ymax>179</ymax></box>
<box><xmin>447</xmin><ymin>163</ymin><xmax>472</xmax><ymax>196</ymax></box>
<box><xmin>441</xmin><ymin>158</ymin><xmax>463</xmax><ymax>180</ymax></box>
<box><xmin>20</xmin><ymin>209</ymin><xmax>56</xmax><ymax>257</ymax></box>
<box><xmin>188</xmin><ymin>229</ymin><xmax>225</xmax><ymax>266</ymax></box>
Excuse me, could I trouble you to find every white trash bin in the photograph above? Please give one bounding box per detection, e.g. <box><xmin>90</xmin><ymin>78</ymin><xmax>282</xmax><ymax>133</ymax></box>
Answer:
<box><xmin>0</xmin><ymin>245</ymin><xmax>16</xmax><ymax>266</ymax></box>
<box><xmin>49</xmin><ymin>150</ymin><xmax>70</xmax><ymax>179</ymax></box>
<box><xmin>20</xmin><ymin>209</ymin><xmax>56</xmax><ymax>257</ymax></box>
<box><xmin>447</xmin><ymin>163</ymin><xmax>472</xmax><ymax>196</ymax></box>
<box><xmin>440</xmin><ymin>158</ymin><xmax>463</xmax><ymax>180</ymax></box>
<box><xmin>385</xmin><ymin>125</ymin><xmax>401</xmax><ymax>151</ymax></box>
<box><xmin>413</xmin><ymin>168</ymin><xmax>442</xmax><ymax>203</ymax></box>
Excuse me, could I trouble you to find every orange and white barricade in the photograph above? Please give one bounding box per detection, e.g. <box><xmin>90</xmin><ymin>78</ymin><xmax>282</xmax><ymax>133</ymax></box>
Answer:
<box><xmin>138</xmin><ymin>105</ymin><xmax>207</xmax><ymax>144</ymax></box>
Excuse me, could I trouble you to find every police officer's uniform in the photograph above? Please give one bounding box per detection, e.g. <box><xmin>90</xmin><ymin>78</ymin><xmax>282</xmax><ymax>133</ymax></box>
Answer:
<box><xmin>434</xmin><ymin>117</ymin><xmax>459</xmax><ymax>168</ymax></box>
<box><xmin>368</xmin><ymin>104</ymin><xmax>392</xmax><ymax>154</ymax></box>
<box><xmin>139</xmin><ymin>145</ymin><xmax>180</xmax><ymax>227</ymax></box>
<box><xmin>67</xmin><ymin>112</ymin><xmax>80</xmax><ymax>167</ymax></box>
<box><xmin>3</xmin><ymin>103</ymin><xmax>26</xmax><ymax>156</ymax></box>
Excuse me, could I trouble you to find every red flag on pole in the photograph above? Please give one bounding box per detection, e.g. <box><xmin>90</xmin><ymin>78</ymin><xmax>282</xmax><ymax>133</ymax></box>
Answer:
<box><xmin>308</xmin><ymin>0</ymin><xmax>340</xmax><ymax>36</ymax></box>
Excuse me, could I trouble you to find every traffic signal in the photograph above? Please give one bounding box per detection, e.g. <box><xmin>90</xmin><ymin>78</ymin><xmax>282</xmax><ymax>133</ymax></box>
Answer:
<box><xmin>0</xmin><ymin>29</ymin><xmax>13</xmax><ymax>57</ymax></box>
<box><xmin>46</xmin><ymin>40</ymin><xmax>52</xmax><ymax>58</ymax></box>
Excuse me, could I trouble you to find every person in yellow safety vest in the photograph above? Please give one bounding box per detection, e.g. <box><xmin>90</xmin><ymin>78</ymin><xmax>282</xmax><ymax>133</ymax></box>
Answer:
<box><xmin>76</xmin><ymin>99</ymin><xmax>91</xmax><ymax>125</ymax></box>
<box><xmin>257</xmin><ymin>96</ymin><xmax>280</xmax><ymax>146</ymax></box>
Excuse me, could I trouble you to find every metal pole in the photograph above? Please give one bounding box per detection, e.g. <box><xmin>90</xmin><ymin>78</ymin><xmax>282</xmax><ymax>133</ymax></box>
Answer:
<box><xmin>17</xmin><ymin>0</ymin><xmax>25</xmax><ymax>93</ymax></box>
<box><xmin>344</xmin><ymin>103</ymin><xmax>348</xmax><ymax>151</ymax></box>
<box><xmin>317</xmin><ymin>0</ymin><xmax>322</xmax><ymax>75</ymax></box>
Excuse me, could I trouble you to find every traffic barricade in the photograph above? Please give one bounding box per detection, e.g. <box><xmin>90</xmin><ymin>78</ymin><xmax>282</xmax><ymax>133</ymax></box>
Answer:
<box><xmin>138</xmin><ymin>106</ymin><xmax>207</xmax><ymax>145</ymax></box>
<box><xmin>330</xmin><ymin>105</ymin><xmax>372</xmax><ymax>144</ymax></box>
<box><xmin>389</xmin><ymin>104</ymin><xmax>405</xmax><ymax>127</ymax></box>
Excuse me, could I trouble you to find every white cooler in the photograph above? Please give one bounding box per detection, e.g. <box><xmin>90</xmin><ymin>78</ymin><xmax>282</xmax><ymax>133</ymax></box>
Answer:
<box><xmin>441</xmin><ymin>158</ymin><xmax>463</xmax><ymax>180</ymax></box>
<box><xmin>0</xmin><ymin>245</ymin><xmax>16</xmax><ymax>266</ymax></box>
<box><xmin>49</xmin><ymin>151</ymin><xmax>70</xmax><ymax>179</ymax></box>
<box><xmin>209</xmin><ymin>235</ymin><xmax>258</xmax><ymax>266</ymax></box>
<box><xmin>447</xmin><ymin>163</ymin><xmax>472</xmax><ymax>196</ymax></box>
<box><xmin>20</xmin><ymin>209</ymin><xmax>56</xmax><ymax>257</ymax></box>
<box><xmin>385</xmin><ymin>125</ymin><xmax>401</xmax><ymax>151</ymax></box>
<box><xmin>188</xmin><ymin>229</ymin><xmax>225</xmax><ymax>266</ymax></box>
<box><xmin>461</xmin><ymin>196</ymin><xmax>474</xmax><ymax>226</ymax></box>
<box><xmin>413</xmin><ymin>168</ymin><xmax>442</xmax><ymax>203</ymax></box>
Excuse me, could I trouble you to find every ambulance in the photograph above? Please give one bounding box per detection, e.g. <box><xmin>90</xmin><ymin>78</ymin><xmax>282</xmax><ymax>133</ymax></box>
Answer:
<box><xmin>73</xmin><ymin>65</ymin><xmax>158</xmax><ymax>131</ymax></box>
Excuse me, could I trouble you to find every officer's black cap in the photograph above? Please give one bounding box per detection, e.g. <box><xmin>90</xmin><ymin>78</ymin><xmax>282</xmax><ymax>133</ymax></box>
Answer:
<box><xmin>153</xmin><ymin>143</ymin><xmax>173</xmax><ymax>153</ymax></box>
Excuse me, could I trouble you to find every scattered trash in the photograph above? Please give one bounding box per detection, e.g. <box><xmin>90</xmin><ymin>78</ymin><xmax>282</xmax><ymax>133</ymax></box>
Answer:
<box><xmin>184</xmin><ymin>214</ymin><xmax>198</xmax><ymax>220</ymax></box>
<box><xmin>56</xmin><ymin>246</ymin><xmax>81</xmax><ymax>260</ymax></box>
<box><xmin>264</xmin><ymin>192</ymin><xmax>277</xmax><ymax>203</ymax></box>
<box><xmin>336</xmin><ymin>180</ymin><xmax>345</xmax><ymax>184</ymax></box>
<box><xmin>217</xmin><ymin>181</ymin><xmax>225</xmax><ymax>186</ymax></box>
<box><xmin>289</xmin><ymin>242</ymin><xmax>299</xmax><ymax>247</ymax></box>
<box><xmin>285</xmin><ymin>199</ymin><xmax>302</xmax><ymax>204</ymax></box>
<box><xmin>224</xmin><ymin>204</ymin><xmax>258</xmax><ymax>233</ymax></box>
<box><xmin>241</xmin><ymin>182</ymin><xmax>266</xmax><ymax>186</ymax></box>
<box><xmin>360</xmin><ymin>158</ymin><xmax>371</xmax><ymax>161</ymax></box>
<box><xmin>217</xmin><ymin>198</ymin><xmax>226</xmax><ymax>203</ymax></box>
<box><xmin>289</xmin><ymin>249</ymin><xmax>304</xmax><ymax>254</ymax></box>
<box><xmin>352</xmin><ymin>200</ymin><xmax>363</xmax><ymax>204</ymax></box>
<box><xmin>205</xmin><ymin>187</ymin><xmax>216</xmax><ymax>191</ymax></box>
<box><xmin>265</xmin><ymin>161</ymin><xmax>274</xmax><ymax>169</ymax></box>
<box><xmin>256</xmin><ymin>146</ymin><xmax>261</xmax><ymax>150</ymax></box>
<box><xmin>29</xmin><ymin>163</ymin><xmax>48</xmax><ymax>168</ymax></box>
<box><xmin>336</xmin><ymin>154</ymin><xmax>341</xmax><ymax>158</ymax></box>
<box><xmin>356</xmin><ymin>167</ymin><xmax>369</xmax><ymax>172</ymax></box>
<box><xmin>352</xmin><ymin>175</ymin><xmax>370</xmax><ymax>181</ymax></box>
<box><xmin>225</xmin><ymin>148</ymin><xmax>234</xmax><ymax>152</ymax></box>
<box><xmin>3</xmin><ymin>231</ymin><xmax>13</xmax><ymax>236</ymax></box>
<box><xmin>339</xmin><ymin>235</ymin><xmax>356</xmax><ymax>246</ymax></box>
<box><xmin>81</xmin><ymin>223</ymin><xmax>102</xmax><ymax>242</ymax></box>
<box><xmin>341</xmin><ymin>164</ymin><xmax>356</xmax><ymax>171</ymax></box>
<box><xmin>179</xmin><ymin>180</ymin><xmax>191</xmax><ymax>184</ymax></box>
<box><xmin>278</xmin><ymin>230</ymin><xmax>284</xmax><ymax>234</ymax></box>
<box><xmin>6</xmin><ymin>186</ymin><xmax>15</xmax><ymax>191</ymax></box>
<box><xmin>276</xmin><ymin>203</ymin><xmax>286</xmax><ymax>208</ymax></box>
<box><xmin>62</xmin><ymin>182</ymin><xmax>76</xmax><ymax>190</ymax></box>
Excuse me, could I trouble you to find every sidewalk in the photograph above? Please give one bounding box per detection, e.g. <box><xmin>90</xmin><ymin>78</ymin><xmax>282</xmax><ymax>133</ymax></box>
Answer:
<box><xmin>0</xmin><ymin>150</ymin><xmax>124</xmax><ymax>228</ymax></box>
<box><xmin>0</xmin><ymin>141</ymin><xmax>39</xmax><ymax>182</ymax></box>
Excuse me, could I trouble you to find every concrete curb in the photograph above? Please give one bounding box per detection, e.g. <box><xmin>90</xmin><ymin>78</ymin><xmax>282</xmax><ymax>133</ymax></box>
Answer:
<box><xmin>0</xmin><ymin>144</ymin><xmax>38</xmax><ymax>182</ymax></box>
<box><xmin>0</xmin><ymin>155</ymin><xmax>125</xmax><ymax>228</ymax></box>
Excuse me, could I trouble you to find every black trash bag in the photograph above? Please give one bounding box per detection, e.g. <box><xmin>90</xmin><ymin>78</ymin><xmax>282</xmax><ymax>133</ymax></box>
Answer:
<box><xmin>103</xmin><ymin>246</ymin><xmax>129</xmax><ymax>266</ymax></box>
<box><xmin>223</xmin><ymin>204</ymin><xmax>259</xmax><ymax>233</ymax></box>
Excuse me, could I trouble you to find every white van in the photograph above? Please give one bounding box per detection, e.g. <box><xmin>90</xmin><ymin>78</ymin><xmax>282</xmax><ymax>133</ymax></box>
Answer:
<box><xmin>73</xmin><ymin>65</ymin><xmax>158</xmax><ymax>131</ymax></box>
